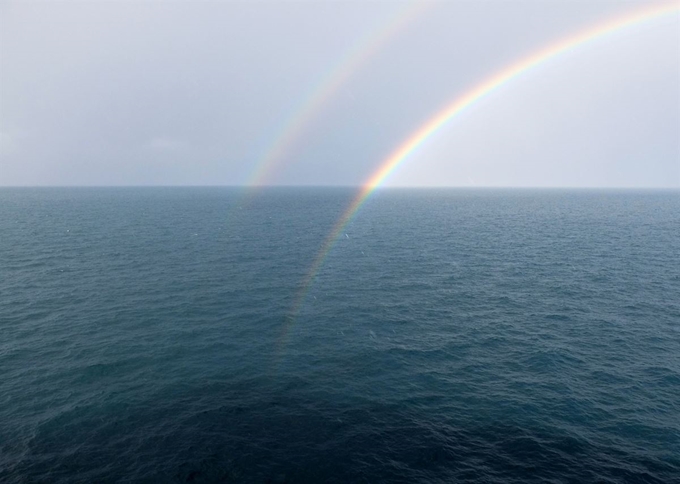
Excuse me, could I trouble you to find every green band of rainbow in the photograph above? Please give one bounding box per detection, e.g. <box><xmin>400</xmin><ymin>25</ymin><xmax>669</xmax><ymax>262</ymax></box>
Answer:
<box><xmin>283</xmin><ymin>1</ymin><xmax>679</xmax><ymax>331</ymax></box>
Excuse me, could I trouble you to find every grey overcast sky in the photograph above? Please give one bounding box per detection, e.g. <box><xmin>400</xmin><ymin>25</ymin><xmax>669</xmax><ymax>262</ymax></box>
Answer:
<box><xmin>1</xmin><ymin>0</ymin><xmax>678</xmax><ymax>187</ymax></box>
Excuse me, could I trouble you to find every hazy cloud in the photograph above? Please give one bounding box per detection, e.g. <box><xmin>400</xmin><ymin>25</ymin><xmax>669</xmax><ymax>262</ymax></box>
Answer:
<box><xmin>146</xmin><ymin>137</ymin><xmax>186</xmax><ymax>152</ymax></box>
<box><xmin>1</xmin><ymin>0</ymin><xmax>677</xmax><ymax>187</ymax></box>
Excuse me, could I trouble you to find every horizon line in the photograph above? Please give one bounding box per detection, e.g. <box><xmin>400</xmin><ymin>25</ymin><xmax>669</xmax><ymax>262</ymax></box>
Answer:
<box><xmin>1</xmin><ymin>185</ymin><xmax>679</xmax><ymax>190</ymax></box>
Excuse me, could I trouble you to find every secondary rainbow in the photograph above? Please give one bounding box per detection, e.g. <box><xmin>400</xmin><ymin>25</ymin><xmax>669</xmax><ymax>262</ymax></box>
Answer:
<box><xmin>245</xmin><ymin>1</ymin><xmax>432</xmax><ymax>188</ymax></box>
<box><xmin>284</xmin><ymin>1</ymin><xmax>679</xmax><ymax>327</ymax></box>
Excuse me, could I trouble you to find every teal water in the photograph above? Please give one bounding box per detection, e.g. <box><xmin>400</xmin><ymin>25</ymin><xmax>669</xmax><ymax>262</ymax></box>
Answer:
<box><xmin>1</xmin><ymin>188</ymin><xmax>679</xmax><ymax>483</ymax></box>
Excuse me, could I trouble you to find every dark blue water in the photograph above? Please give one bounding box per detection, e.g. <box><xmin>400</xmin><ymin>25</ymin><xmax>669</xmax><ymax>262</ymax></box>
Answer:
<box><xmin>1</xmin><ymin>187</ymin><xmax>679</xmax><ymax>483</ymax></box>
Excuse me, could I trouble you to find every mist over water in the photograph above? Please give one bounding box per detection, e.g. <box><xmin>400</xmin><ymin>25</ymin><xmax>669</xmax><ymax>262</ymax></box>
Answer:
<box><xmin>1</xmin><ymin>188</ymin><xmax>679</xmax><ymax>483</ymax></box>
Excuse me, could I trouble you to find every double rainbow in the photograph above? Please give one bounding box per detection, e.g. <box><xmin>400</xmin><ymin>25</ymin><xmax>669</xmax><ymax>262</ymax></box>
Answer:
<box><xmin>285</xmin><ymin>1</ymin><xmax>679</xmax><ymax>327</ymax></box>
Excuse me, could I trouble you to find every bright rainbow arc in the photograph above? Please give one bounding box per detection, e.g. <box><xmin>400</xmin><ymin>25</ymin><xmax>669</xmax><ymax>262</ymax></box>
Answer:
<box><xmin>285</xmin><ymin>1</ymin><xmax>679</xmax><ymax>326</ymax></box>
<box><xmin>245</xmin><ymin>1</ymin><xmax>432</xmax><ymax>188</ymax></box>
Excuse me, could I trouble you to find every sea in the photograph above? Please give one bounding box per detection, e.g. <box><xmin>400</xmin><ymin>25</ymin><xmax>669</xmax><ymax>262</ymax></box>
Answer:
<box><xmin>1</xmin><ymin>187</ymin><xmax>678</xmax><ymax>483</ymax></box>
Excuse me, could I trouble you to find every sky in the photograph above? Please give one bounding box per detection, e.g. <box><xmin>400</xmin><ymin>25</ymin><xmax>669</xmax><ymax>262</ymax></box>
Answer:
<box><xmin>1</xmin><ymin>0</ymin><xmax>678</xmax><ymax>188</ymax></box>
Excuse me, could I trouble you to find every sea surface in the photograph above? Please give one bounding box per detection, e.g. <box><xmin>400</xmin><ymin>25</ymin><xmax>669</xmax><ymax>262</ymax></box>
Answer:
<box><xmin>1</xmin><ymin>187</ymin><xmax>679</xmax><ymax>483</ymax></box>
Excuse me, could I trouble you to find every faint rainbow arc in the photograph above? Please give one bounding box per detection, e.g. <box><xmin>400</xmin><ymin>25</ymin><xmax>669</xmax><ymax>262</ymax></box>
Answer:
<box><xmin>245</xmin><ymin>1</ymin><xmax>432</xmax><ymax>188</ymax></box>
<box><xmin>284</xmin><ymin>2</ymin><xmax>679</xmax><ymax>326</ymax></box>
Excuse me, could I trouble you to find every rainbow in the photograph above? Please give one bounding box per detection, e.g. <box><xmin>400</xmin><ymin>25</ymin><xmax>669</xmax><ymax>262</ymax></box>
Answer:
<box><xmin>284</xmin><ymin>1</ymin><xmax>679</xmax><ymax>327</ymax></box>
<box><xmin>245</xmin><ymin>1</ymin><xmax>432</xmax><ymax>188</ymax></box>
